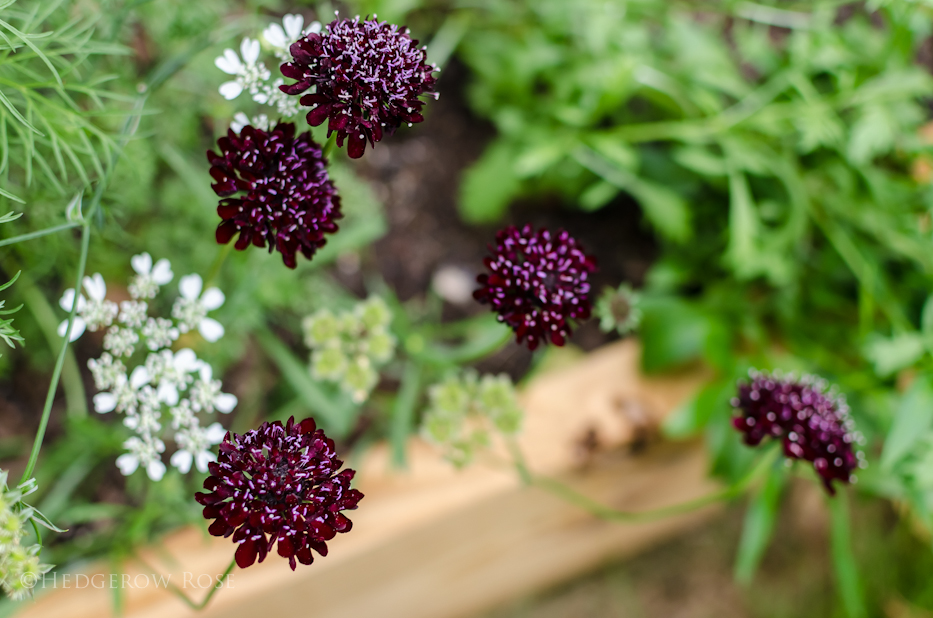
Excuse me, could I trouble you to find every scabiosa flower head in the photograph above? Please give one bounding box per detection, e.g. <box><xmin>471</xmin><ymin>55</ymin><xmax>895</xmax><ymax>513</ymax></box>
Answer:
<box><xmin>473</xmin><ymin>225</ymin><xmax>597</xmax><ymax>351</ymax></box>
<box><xmin>279</xmin><ymin>16</ymin><xmax>438</xmax><ymax>159</ymax></box>
<box><xmin>732</xmin><ymin>370</ymin><xmax>866</xmax><ymax>495</ymax></box>
<box><xmin>195</xmin><ymin>417</ymin><xmax>363</xmax><ymax>570</ymax></box>
<box><xmin>208</xmin><ymin>122</ymin><xmax>342</xmax><ymax>269</ymax></box>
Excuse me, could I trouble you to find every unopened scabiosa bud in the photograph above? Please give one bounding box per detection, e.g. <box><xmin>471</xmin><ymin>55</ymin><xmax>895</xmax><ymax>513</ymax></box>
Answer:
<box><xmin>279</xmin><ymin>16</ymin><xmax>438</xmax><ymax>158</ymax></box>
<box><xmin>474</xmin><ymin>225</ymin><xmax>597</xmax><ymax>350</ymax></box>
<box><xmin>732</xmin><ymin>370</ymin><xmax>866</xmax><ymax>495</ymax></box>
<box><xmin>208</xmin><ymin>122</ymin><xmax>342</xmax><ymax>269</ymax></box>
<box><xmin>195</xmin><ymin>417</ymin><xmax>363</xmax><ymax>570</ymax></box>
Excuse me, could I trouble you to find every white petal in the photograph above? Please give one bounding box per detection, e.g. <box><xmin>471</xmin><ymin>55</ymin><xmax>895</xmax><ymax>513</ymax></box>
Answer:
<box><xmin>130</xmin><ymin>365</ymin><xmax>151</xmax><ymax>389</ymax></box>
<box><xmin>219</xmin><ymin>81</ymin><xmax>243</xmax><ymax>100</ymax></box>
<box><xmin>263</xmin><ymin>23</ymin><xmax>287</xmax><ymax>49</ymax></box>
<box><xmin>158</xmin><ymin>383</ymin><xmax>179</xmax><ymax>406</ymax></box>
<box><xmin>115</xmin><ymin>454</ymin><xmax>139</xmax><ymax>476</ymax></box>
<box><xmin>241</xmin><ymin>38</ymin><xmax>260</xmax><ymax>64</ymax></box>
<box><xmin>214</xmin><ymin>49</ymin><xmax>242</xmax><ymax>74</ymax></box>
<box><xmin>179</xmin><ymin>274</ymin><xmax>203</xmax><ymax>300</ymax></box>
<box><xmin>195</xmin><ymin>450</ymin><xmax>216</xmax><ymax>472</ymax></box>
<box><xmin>59</xmin><ymin>288</ymin><xmax>77</xmax><ymax>312</ymax></box>
<box><xmin>83</xmin><ymin>273</ymin><xmax>107</xmax><ymax>301</ymax></box>
<box><xmin>170</xmin><ymin>450</ymin><xmax>193</xmax><ymax>474</ymax></box>
<box><xmin>59</xmin><ymin>317</ymin><xmax>86</xmax><ymax>341</ymax></box>
<box><xmin>252</xmin><ymin>92</ymin><xmax>269</xmax><ymax>104</ymax></box>
<box><xmin>307</xmin><ymin>21</ymin><xmax>322</xmax><ymax>34</ymax></box>
<box><xmin>231</xmin><ymin>112</ymin><xmax>250</xmax><ymax>133</ymax></box>
<box><xmin>146</xmin><ymin>460</ymin><xmax>167</xmax><ymax>481</ymax></box>
<box><xmin>201</xmin><ymin>288</ymin><xmax>225</xmax><ymax>311</ymax></box>
<box><xmin>214</xmin><ymin>392</ymin><xmax>238</xmax><ymax>414</ymax></box>
<box><xmin>131</xmin><ymin>252</ymin><xmax>153</xmax><ymax>275</ymax></box>
<box><xmin>284</xmin><ymin>15</ymin><xmax>304</xmax><ymax>41</ymax></box>
<box><xmin>173</xmin><ymin>348</ymin><xmax>199</xmax><ymax>372</ymax></box>
<box><xmin>122</xmin><ymin>415</ymin><xmax>139</xmax><ymax>429</ymax></box>
<box><xmin>197</xmin><ymin>362</ymin><xmax>213</xmax><ymax>382</ymax></box>
<box><xmin>93</xmin><ymin>392</ymin><xmax>117</xmax><ymax>413</ymax></box>
<box><xmin>205</xmin><ymin>422</ymin><xmax>227</xmax><ymax>443</ymax></box>
<box><xmin>198</xmin><ymin>318</ymin><xmax>225</xmax><ymax>342</ymax></box>
<box><xmin>151</xmin><ymin>259</ymin><xmax>173</xmax><ymax>285</ymax></box>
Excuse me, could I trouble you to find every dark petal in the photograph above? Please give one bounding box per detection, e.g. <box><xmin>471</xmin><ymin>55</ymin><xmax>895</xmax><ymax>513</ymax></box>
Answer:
<box><xmin>347</xmin><ymin>132</ymin><xmax>366</xmax><ymax>159</ymax></box>
<box><xmin>235</xmin><ymin>540</ymin><xmax>258</xmax><ymax>568</ymax></box>
<box><xmin>208</xmin><ymin>519</ymin><xmax>230</xmax><ymax>537</ymax></box>
<box><xmin>216</xmin><ymin>221</ymin><xmax>238</xmax><ymax>244</ymax></box>
<box><xmin>306</xmin><ymin>104</ymin><xmax>332</xmax><ymax>127</ymax></box>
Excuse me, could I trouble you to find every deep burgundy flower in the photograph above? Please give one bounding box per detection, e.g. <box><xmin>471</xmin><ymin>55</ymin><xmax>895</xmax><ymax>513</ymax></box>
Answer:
<box><xmin>474</xmin><ymin>225</ymin><xmax>597</xmax><ymax>351</ymax></box>
<box><xmin>207</xmin><ymin>122</ymin><xmax>342</xmax><ymax>269</ymax></box>
<box><xmin>195</xmin><ymin>416</ymin><xmax>363</xmax><ymax>570</ymax></box>
<box><xmin>279</xmin><ymin>16</ymin><xmax>438</xmax><ymax>159</ymax></box>
<box><xmin>731</xmin><ymin>371</ymin><xmax>865</xmax><ymax>495</ymax></box>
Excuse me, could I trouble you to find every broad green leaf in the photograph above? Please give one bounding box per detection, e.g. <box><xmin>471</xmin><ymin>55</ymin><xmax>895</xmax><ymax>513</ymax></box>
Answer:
<box><xmin>663</xmin><ymin>377</ymin><xmax>734</xmax><ymax>438</ymax></box>
<box><xmin>863</xmin><ymin>332</ymin><xmax>925</xmax><ymax>377</ymax></box>
<box><xmin>880</xmin><ymin>376</ymin><xmax>933</xmax><ymax>470</ymax></box>
<box><xmin>640</xmin><ymin>298</ymin><xmax>727</xmax><ymax>373</ymax></box>
<box><xmin>459</xmin><ymin>140</ymin><xmax>522</xmax><ymax>223</ymax></box>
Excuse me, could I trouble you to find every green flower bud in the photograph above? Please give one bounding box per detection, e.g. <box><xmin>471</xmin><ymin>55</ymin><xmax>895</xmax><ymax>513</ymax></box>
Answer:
<box><xmin>357</xmin><ymin>296</ymin><xmax>392</xmax><ymax>331</ymax></box>
<box><xmin>302</xmin><ymin>310</ymin><xmax>341</xmax><ymax>347</ymax></box>
<box><xmin>429</xmin><ymin>377</ymin><xmax>471</xmax><ymax>416</ymax></box>
<box><xmin>364</xmin><ymin>331</ymin><xmax>396</xmax><ymax>364</ymax></box>
<box><xmin>1</xmin><ymin>545</ymin><xmax>49</xmax><ymax>601</ymax></box>
<box><xmin>342</xmin><ymin>356</ymin><xmax>378</xmax><ymax>403</ymax></box>
<box><xmin>311</xmin><ymin>347</ymin><xmax>348</xmax><ymax>381</ymax></box>
<box><xmin>478</xmin><ymin>375</ymin><xmax>523</xmax><ymax>434</ymax></box>
<box><xmin>595</xmin><ymin>284</ymin><xmax>642</xmax><ymax>336</ymax></box>
<box><xmin>0</xmin><ymin>511</ymin><xmax>23</xmax><ymax>550</ymax></box>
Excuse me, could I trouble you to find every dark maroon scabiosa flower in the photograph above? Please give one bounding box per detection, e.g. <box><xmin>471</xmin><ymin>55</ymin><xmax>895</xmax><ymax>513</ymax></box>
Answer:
<box><xmin>731</xmin><ymin>370</ymin><xmax>866</xmax><ymax>495</ymax></box>
<box><xmin>279</xmin><ymin>16</ymin><xmax>438</xmax><ymax>159</ymax></box>
<box><xmin>474</xmin><ymin>225</ymin><xmax>597</xmax><ymax>351</ymax></box>
<box><xmin>207</xmin><ymin>122</ymin><xmax>342</xmax><ymax>269</ymax></box>
<box><xmin>195</xmin><ymin>416</ymin><xmax>363</xmax><ymax>570</ymax></box>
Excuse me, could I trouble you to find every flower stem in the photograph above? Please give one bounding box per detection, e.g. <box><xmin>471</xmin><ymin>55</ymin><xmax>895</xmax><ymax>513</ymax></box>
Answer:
<box><xmin>322</xmin><ymin>132</ymin><xmax>338</xmax><ymax>160</ymax></box>
<box><xmin>512</xmin><ymin>440</ymin><xmax>780</xmax><ymax>523</ymax></box>
<box><xmin>20</xmin><ymin>221</ymin><xmax>90</xmax><ymax>485</ymax></box>
<box><xmin>133</xmin><ymin>554</ymin><xmax>236</xmax><ymax>610</ymax></box>
<box><xmin>205</xmin><ymin>241</ymin><xmax>234</xmax><ymax>289</ymax></box>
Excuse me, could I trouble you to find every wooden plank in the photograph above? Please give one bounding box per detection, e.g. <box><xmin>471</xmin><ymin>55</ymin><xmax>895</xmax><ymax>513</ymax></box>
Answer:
<box><xmin>18</xmin><ymin>340</ymin><xmax>715</xmax><ymax>618</ymax></box>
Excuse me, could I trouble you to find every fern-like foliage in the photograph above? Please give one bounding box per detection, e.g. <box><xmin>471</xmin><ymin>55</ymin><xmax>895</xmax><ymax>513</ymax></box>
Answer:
<box><xmin>0</xmin><ymin>0</ymin><xmax>131</xmax><ymax>203</ymax></box>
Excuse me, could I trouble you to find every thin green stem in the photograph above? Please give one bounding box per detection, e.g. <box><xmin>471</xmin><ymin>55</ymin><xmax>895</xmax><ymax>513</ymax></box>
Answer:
<box><xmin>204</xmin><ymin>241</ymin><xmax>234</xmax><ymax>290</ymax></box>
<box><xmin>516</xmin><ymin>442</ymin><xmax>780</xmax><ymax>523</ymax></box>
<box><xmin>19</xmin><ymin>276</ymin><xmax>87</xmax><ymax>418</ymax></box>
<box><xmin>20</xmin><ymin>221</ymin><xmax>90</xmax><ymax>485</ymax></box>
<box><xmin>0</xmin><ymin>221</ymin><xmax>80</xmax><ymax>248</ymax></box>
<box><xmin>322</xmin><ymin>132</ymin><xmax>338</xmax><ymax>160</ymax></box>
<box><xmin>134</xmin><ymin>554</ymin><xmax>236</xmax><ymax>611</ymax></box>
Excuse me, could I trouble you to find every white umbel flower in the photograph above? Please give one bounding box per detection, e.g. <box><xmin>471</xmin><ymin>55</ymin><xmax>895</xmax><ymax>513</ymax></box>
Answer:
<box><xmin>129</xmin><ymin>253</ymin><xmax>173</xmax><ymax>299</ymax></box>
<box><xmin>173</xmin><ymin>274</ymin><xmax>225</xmax><ymax>342</ymax></box>
<box><xmin>116</xmin><ymin>436</ymin><xmax>166</xmax><ymax>481</ymax></box>
<box><xmin>93</xmin><ymin>365</ymin><xmax>150</xmax><ymax>414</ymax></box>
<box><xmin>263</xmin><ymin>14</ymin><xmax>320</xmax><ymax>61</ymax></box>
<box><xmin>57</xmin><ymin>273</ymin><xmax>119</xmax><ymax>340</ymax></box>
<box><xmin>190</xmin><ymin>363</ymin><xmax>237</xmax><ymax>414</ymax></box>
<box><xmin>215</xmin><ymin>38</ymin><xmax>270</xmax><ymax>100</ymax></box>
<box><xmin>170</xmin><ymin>422</ymin><xmax>227</xmax><ymax>473</ymax></box>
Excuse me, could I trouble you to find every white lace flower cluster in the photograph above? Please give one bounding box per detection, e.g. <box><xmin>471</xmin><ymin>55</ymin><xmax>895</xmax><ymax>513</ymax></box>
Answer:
<box><xmin>59</xmin><ymin>253</ymin><xmax>235</xmax><ymax>481</ymax></box>
<box><xmin>302</xmin><ymin>296</ymin><xmax>396</xmax><ymax>404</ymax></box>
<box><xmin>215</xmin><ymin>14</ymin><xmax>321</xmax><ymax>123</ymax></box>
<box><xmin>0</xmin><ymin>472</ymin><xmax>53</xmax><ymax>601</ymax></box>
